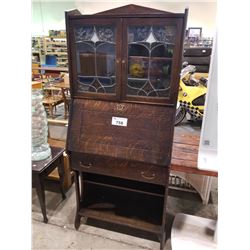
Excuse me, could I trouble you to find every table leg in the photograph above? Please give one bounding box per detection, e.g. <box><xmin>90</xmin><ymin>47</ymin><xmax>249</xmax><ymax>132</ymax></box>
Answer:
<box><xmin>57</xmin><ymin>156</ymin><xmax>66</xmax><ymax>200</ymax></box>
<box><xmin>160</xmin><ymin>231</ymin><xmax>166</xmax><ymax>250</ymax></box>
<box><xmin>34</xmin><ymin>174</ymin><xmax>48</xmax><ymax>223</ymax></box>
<box><xmin>160</xmin><ymin>172</ymin><xmax>171</xmax><ymax>250</ymax></box>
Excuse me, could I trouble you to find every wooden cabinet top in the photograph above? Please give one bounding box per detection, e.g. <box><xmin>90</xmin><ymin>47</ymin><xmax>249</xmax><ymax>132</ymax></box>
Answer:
<box><xmin>65</xmin><ymin>5</ymin><xmax>188</xmax><ymax>166</ymax></box>
<box><xmin>65</xmin><ymin>4</ymin><xmax>187</xmax><ymax>106</ymax></box>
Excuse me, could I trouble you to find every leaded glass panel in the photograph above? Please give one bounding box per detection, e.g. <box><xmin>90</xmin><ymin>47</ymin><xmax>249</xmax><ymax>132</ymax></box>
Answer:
<box><xmin>127</xmin><ymin>25</ymin><xmax>176</xmax><ymax>98</ymax></box>
<box><xmin>74</xmin><ymin>25</ymin><xmax>116</xmax><ymax>94</ymax></box>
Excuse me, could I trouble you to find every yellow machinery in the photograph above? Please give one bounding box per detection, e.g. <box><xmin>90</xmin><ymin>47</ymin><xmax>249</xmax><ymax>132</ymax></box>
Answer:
<box><xmin>175</xmin><ymin>65</ymin><xmax>208</xmax><ymax>125</ymax></box>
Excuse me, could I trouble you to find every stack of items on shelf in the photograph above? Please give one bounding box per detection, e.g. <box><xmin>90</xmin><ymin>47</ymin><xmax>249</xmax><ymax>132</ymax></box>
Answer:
<box><xmin>49</xmin><ymin>30</ymin><xmax>66</xmax><ymax>37</ymax></box>
<box><xmin>184</xmin><ymin>36</ymin><xmax>213</xmax><ymax>48</ymax></box>
<box><xmin>31</xmin><ymin>30</ymin><xmax>68</xmax><ymax>68</ymax></box>
<box><xmin>44</xmin><ymin>36</ymin><xmax>68</xmax><ymax>67</ymax></box>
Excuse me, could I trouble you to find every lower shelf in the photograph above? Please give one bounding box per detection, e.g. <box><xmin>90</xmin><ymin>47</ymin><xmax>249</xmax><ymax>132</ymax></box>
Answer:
<box><xmin>78</xmin><ymin>175</ymin><xmax>165</xmax><ymax>234</ymax></box>
<box><xmin>79</xmin><ymin>207</ymin><xmax>162</xmax><ymax>234</ymax></box>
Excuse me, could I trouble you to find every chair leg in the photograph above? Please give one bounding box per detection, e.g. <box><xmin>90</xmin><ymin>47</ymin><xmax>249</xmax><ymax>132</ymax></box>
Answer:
<box><xmin>64</xmin><ymin>102</ymin><xmax>67</xmax><ymax>119</ymax></box>
<box><xmin>50</xmin><ymin>105</ymin><xmax>54</xmax><ymax>119</ymax></box>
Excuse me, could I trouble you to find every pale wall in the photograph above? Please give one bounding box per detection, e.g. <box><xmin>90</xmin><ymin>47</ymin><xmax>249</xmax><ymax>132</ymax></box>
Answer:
<box><xmin>32</xmin><ymin>1</ymin><xmax>216</xmax><ymax>37</ymax></box>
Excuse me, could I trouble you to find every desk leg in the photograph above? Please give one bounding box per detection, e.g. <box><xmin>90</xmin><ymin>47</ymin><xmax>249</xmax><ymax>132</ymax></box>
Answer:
<box><xmin>58</xmin><ymin>156</ymin><xmax>66</xmax><ymax>200</ymax></box>
<box><xmin>80</xmin><ymin>171</ymin><xmax>84</xmax><ymax>202</ymax></box>
<box><xmin>34</xmin><ymin>174</ymin><xmax>48</xmax><ymax>223</ymax></box>
<box><xmin>74</xmin><ymin>170</ymin><xmax>81</xmax><ymax>230</ymax></box>
<box><xmin>160</xmin><ymin>170</ymin><xmax>171</xmax><ymax>250</ymax></box>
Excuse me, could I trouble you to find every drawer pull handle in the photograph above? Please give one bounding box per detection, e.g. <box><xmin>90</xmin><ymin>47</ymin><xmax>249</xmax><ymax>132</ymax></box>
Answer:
<box><xmin>141</xmin><ymin>171</ymin><xmax>156</xmax><ymax>180</ymax></box>
<box><xmin>79</xmin><ymin>161</ymin><xmax>92</xmax><ymax>169</ymax></box>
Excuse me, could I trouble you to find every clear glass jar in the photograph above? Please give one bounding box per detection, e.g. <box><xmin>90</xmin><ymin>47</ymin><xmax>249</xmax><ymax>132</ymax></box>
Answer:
<box><xmin>32</xmin><ymin>89</ymin><xmax>51</xmax><ymax>161</ymax></box>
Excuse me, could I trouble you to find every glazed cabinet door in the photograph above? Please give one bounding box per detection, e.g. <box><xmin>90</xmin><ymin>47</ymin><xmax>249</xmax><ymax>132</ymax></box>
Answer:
<box><xmin>121</xmin><ymin>18</ymin><xmax>184</xmax><ymax>105</ymax></box>
<box><xmin>67</xmin><ymin>18</ymin><xmax>122</xmax><ymax>100</ymax></box>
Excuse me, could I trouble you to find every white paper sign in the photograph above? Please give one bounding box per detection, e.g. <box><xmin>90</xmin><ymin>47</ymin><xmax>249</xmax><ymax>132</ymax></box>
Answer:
<box><xmin>111</xmin><ymin>117</ymin><xmax>128</xmax><ymax>127</ymax></box>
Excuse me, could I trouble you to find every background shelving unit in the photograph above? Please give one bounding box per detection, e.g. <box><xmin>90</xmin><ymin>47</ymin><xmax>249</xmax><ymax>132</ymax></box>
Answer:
<box><xmin>32</xmin><ymin>33</ymin><xmax>68</xmax><ymax>68</ymax></box>
<box><xmin>32</xmin><ymin>36</ymin><xmax>44</xmax><ymax>64</ymax></box>
<box><xmin>44</xmin><ymin>36</ymin><xmax>68</xmax><ymax>67</ymax></box>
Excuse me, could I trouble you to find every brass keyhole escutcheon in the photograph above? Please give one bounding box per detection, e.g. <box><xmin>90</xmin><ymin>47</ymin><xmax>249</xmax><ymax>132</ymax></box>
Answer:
<box><xmin>115</xmin><ymin>104</ymin><xmax>125</xmax><ymax>111</ymax></box>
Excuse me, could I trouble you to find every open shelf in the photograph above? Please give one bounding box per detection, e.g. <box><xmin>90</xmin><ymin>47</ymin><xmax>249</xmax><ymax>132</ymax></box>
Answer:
<box><xmin>79</xmin><ymin>174</ymin><xmax>165</xmax><ymax>234</ymax></box>
<box><xmin>78</xmin><ymin>53</ymin><xmax>115</xmax><ymax>58</ymax></box>
<box><xmin>127</xmin><ymin>77</ymin><xmax>148</xmax><ymax>81</ymax></box>
<box><xmin>82</xmin><ymin>173</ymin><xmax>165</xmax><ymax>196</ymax></box>
<box><xmin>84</xmin><ymin>180</ymin><xmax>164</xmax><ymax>197</ymax></box>
<box><xmin>48</xmin><ymin>36</ymin><xmax>66</xmax><ymax>39</ymax></box>
<box><xmin>46</xmin><ymin>42</ymin><xmax>67</xmax><ymax>45</ymax></box>
<box><xmin>79</xmin><ymin>207</ymin><xmax>162</xmax><ymax>234</ymax></box>
<box><xmin>46</xmin><ymin>52</ymin><xmax>68</xmax><ymax>55</ymax></box>
<box><xmin>129</xmin><ymin>55</ymin><xmax>172</xmax><ymax>60</ymax></box>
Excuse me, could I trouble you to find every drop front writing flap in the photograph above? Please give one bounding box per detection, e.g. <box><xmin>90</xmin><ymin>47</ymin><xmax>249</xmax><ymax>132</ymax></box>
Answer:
<box><xmin>67</xmin><ymin>99</ymin><xmax>175</xmax><ymax>166</ymax></box>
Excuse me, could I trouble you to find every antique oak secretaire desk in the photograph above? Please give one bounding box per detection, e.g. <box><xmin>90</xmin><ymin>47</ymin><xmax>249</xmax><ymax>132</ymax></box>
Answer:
<box><xmin>65</xmin><ymin>5</ymin><xmax>187</xmax><ymax>250</ymax></box>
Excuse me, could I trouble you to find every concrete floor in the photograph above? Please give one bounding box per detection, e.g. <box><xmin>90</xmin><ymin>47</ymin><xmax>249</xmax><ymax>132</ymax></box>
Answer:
<box><xmin>32</xmin><ymin>118</ymin><xmax>217</xmax><ymax>250</ymax></box>
<box><xmin>32</xmin><ymin>178</ymin><xmax>217</xmax><ymax>250</ymax></box>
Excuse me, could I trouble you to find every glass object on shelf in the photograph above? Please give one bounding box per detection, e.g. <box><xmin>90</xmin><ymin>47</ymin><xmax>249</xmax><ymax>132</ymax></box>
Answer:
<box><xmin>149</xmin><ymin>59</ymin><xmax>172</xmax><ymax>97</ymax></box>
<box><xmin>32</xmin><ymin>89</ymin><xmax>51</xmax><ymax>161</ymax></box>
<box><xmin>74</xmin><ymin>25</ymin><xmax>116</xmax><ymax>94</ymax></box>
<box><xmin>127</xmin><ymin>25</ymin><xmax>176</xmax><ymax>97</ymax></box>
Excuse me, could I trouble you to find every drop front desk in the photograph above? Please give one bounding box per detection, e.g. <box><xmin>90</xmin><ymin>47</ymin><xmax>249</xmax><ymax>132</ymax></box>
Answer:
<box><xmin>65</xmin><ymin>5</ymin><xmax>188</xmax><ymax>250</ymax></box>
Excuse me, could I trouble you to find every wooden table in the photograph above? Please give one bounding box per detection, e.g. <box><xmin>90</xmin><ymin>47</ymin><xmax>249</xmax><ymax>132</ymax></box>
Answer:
<box><xmin>43</xmin><ymin>82</ymin><xmax>70</xmax><ymax>119</ymax></box>
<box><xmin>33</xmin><ymin>66</ymin><xmax>68</xmax><ymax>72</ymax></box>
<box><xmin>43</xmin><ymin>82</ymin><xmax>70</xmax><ymax>91</ymax></box>
<box><xmin>33</xmin><ymin>66</ymin><xmax>68</xmax><ymax>77</ymax></box>
<box><xmin>32</xmin><ymin>147</ymin><xmax>66</xmax><ymax>223</ymax></box>
<box><xmin>54</xmin><ymin>82</ymin><xmax>70</xmax><ymax>89</ymax></box>
<box><xmin>42</xmin><ymin>96</ymin><xmax>64</xmax><ymax>119</ymax></box>
<box><xmin>32</xmin><ymin>81</ymin><xmax>43</xmax><ymax>89</ymax></box>
<box><xmin>171</xmin><ymin>129</ymin><xmax>217</xmax><ymax>177</ymax></box>
<box><xmin>54</xmin><ymin>82</ymin><xmax>70</xmax><ymax>119</ymax></box>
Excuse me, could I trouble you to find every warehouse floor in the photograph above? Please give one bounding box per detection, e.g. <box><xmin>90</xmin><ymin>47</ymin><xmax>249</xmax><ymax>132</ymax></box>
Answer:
<box><xmin>32</xmin><ymin>178</ymin><xmax>217</xmax><ymax>250</ymax></box>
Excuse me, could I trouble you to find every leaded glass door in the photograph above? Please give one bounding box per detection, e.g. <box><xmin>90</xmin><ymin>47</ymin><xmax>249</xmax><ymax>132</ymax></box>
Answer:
<box><xmin>122</xmin><ymin>18</ymin><xmax>183</xmax><ymax>105</ymax></box>
<box><xmin>69</xmin><ymin>18</ymin><xmax>122</xmax><ymax>100</ymax></box>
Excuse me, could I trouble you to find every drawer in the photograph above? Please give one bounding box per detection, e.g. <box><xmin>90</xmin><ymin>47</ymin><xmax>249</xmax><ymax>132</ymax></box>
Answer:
<box><xmin>70</xmin><ymin>153</ymin><xmax>168</xmax><ymax>186</ymax></box>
